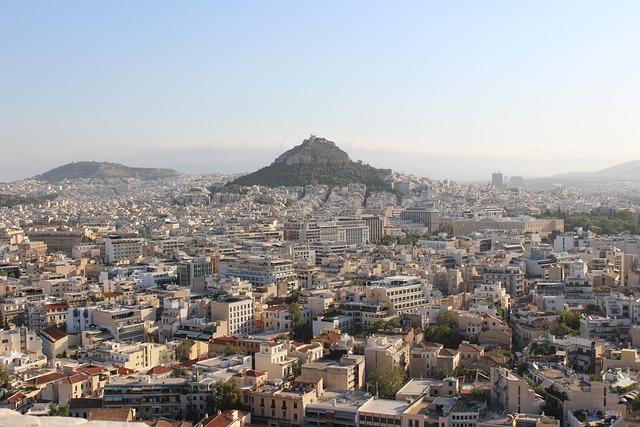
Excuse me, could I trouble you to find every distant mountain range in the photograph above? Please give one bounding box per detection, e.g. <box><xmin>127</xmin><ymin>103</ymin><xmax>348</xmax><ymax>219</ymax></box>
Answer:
<box><xmin>35</xmin><ymin>161</ymin><xmax>179</xmax><ymax>182</ymax></box>
<box><xmin>550</xmin><ymin>160</ymin><xmax>640</xmax><ymax>181</ymax></box>
<box><xmin>229</xmin><ymin>135</ymin><xmax>392</xmax><ymax>189</ymax></box>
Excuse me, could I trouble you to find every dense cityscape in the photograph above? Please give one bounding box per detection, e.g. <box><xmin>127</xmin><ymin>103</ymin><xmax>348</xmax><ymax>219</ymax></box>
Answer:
<box><xmin>1</xmin><ymin>136</ymin><xmax>640</xmax><ymax>427</ymax></box>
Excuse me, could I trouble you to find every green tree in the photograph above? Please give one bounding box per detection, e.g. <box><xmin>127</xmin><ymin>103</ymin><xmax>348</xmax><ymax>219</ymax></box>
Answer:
<box><xmin>206</xmin><ymin>382</ymin><xmax>245</xmax><ymax>414</ymax></box>
<box><xmin>541</xmin><ymin>402</ymin><xmax>563</xmax><ymax>420</ymax></box>
<box><xmin>289</xmin><ymin>303</ymin><xmax>312</xmax><ymax>342</ymax></box>
<box><xmin>631</xmin><ymin>394</ymin><xmax>640</xmax><ymax>411</ymax></box>
<box><xmin>291</xmin><ymin>360</ymin><xmax>302</xmax><ymax>379</ymax></box>
<box><xmin>558</xmin><ymin>310</ymin><xmax>581</xmax><ymax>330</ymax></box>
<box><xmin>175</xmin><ymin>339</ymin><xmax>194</xmax><ymax>362</ymax></box>
<box><xmin>436</xmin><ymin>369</ymin><xmax>453</xmax><ymax>380</ymax></box>
<box><xmin>366</xmin><ymin>318</ymin><xmax>402</xmax><ymax>335</ymax></box>
<box><xmin>0</xmin><ymin>365</ymin><xmax>9</xmax><ymax>388</ymax></box>
<box><xmin>172</xmin><ymin>366</ymin><xmax>188</xmax><ymax>378</ymax></box>
<box><xmin>424</xmin><ymin>311</ymin><xmax>461</xmax><ymax>348</ymax></box>
<box><xmin>351</xmin><ymin>323</ymin><xmax>365</xmax><ymax>336</ymax></box>
<box><xmin>471</xmin><ymin>387</ymin><xmax>489</xmax><ymax>402</ymax></box>
<box><xmin>542</xmin><ymin>208</ymin><xmax>640</xmax><ymax>236</ymax></box>
<box><xmin>384</xmin><ymin>318</ymin><xmax>401</xmax><ymax>329</ymax></box>
<box><xmin>366</xmin><ymin>363</ymin><xmax>407</xmax><ymax>399</ymax></box>
<box><xmin>224</xmin><ymin>344</ymin><xmax>247</xmax><ymax>356</ymax></box>
<box><xmin>289</xmin><ymin>303</ymin><xmax>304</xmax><ymax>325</ymax></box>
<box><xmin>49</xmin><ymin>403</ymin><xmax>69</xmax><ymax>416</ymax></box>
<box><xmin>516</xmin><ymin>363</ymin><xmax>529</xmax><ymax>376</ymax></box>
<box><xmin>551</xmin><ymin>310</ymin><xmax>581</xmax><ymax>337</ymax></box>
<box><xmin>183</xmin><ymin>401</ymin><xmax>201</xmax><ymax>422</ymax></box>
<box><xmin>491</xmin><ymin>303</ymin><xmax>505</xmax><ymax>319</ymax></box>
<box><xmin>551</xmin><ymin>322</ymin><xmax>574</xmax><ymax>338</ymax></box>
<box><xmin>437</xmin><ymin>223</ymin><xmax>454</xmax><ymax>236</ymax></box>
<box><xmin>286</xmin><ymin>290</ymin><xmax>300</xmax><ymax>304</ymax></box>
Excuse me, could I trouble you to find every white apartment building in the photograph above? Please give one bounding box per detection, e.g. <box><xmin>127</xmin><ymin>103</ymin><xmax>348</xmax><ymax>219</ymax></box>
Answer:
<box><xmin>365</xmin><ymin>276</ymin><xmax>433</xmax><ymax>315</ymax></box>
<box><xmin>78</xmin><ymin>341</ymin><xmax>172</xmax><ymax>371</ymax></box>
<box><xmin>210</xmin><ymin>295</ymin><xmax>253</xmax><ymax>336</ymax></box>
<box><xmin>159</xmin><ymin>297</ymin><xmax>189</xmax><ymax>342</ymax></box>
<box><xmin>470</xmin><ymin>282</ymin><xmax>510</xmax><ymax>308</ymax></box>
<box><xmin>263</xmin><ymin>305</ymin><xmax>311</xmax><ymax>333</ymax></box>
<box><xmin>312</xmin><ymin>314</ymin><xmax>355</xmax><ymax>337</ymax></box>
<box><xmin>254</xmin><ymin>341</ymin><xmax>298</xmax><ymax>380</ymax></box>
<box><xmin>225</xmin><ymin>256</ymin><xmax>297</xmax><ymax>287</ymax></box>
<box><xmin>92</xmin><ymin>306</ymin><xmax>154</xmax><ymax>342</ymax></box>
<box><xmin>364</xmin><ymin>335</ymin><xmax>410</xmax><ymax>373</ymax></box>
<box><xmin>0</xmin><ymin>327</ymin><xmax>43</xmax><ymax>355</ymax></box>
<box><xmin>104</xmin><ymin>234</ymin><xmax>145</xmax><ymax>264</ymax></box>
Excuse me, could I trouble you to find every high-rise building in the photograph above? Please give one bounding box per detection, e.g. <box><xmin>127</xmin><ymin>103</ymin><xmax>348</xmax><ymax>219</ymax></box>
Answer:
<box><xmin>399</xmin><ymin>208</ymin><xmax>441</xmax><ymax>232</ymax></box>
<box><xmin>362</xmin><ymin>214</ymin><xmax>384</xmax><ymax>244</ymax></box>
<box><xmin>177</xmin><ymin>256</ymin><xmax>214</xmax><ymax>291</ymax></box>
<box><xmin>491</xmin><ymin>172</ymin><xmax>504</xmax><ymax>188</ymax></box>
<box><xmin>336</xmin><ymin>217</ymin><xmax>370</xmax><ymax>245</ymax></box>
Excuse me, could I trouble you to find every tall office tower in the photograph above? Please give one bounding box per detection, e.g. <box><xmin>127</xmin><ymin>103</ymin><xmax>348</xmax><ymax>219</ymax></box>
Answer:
<box><xmin>400</xmin><ymin>207</ymin><xmax>441</xmax><ymax>233</ymax></box>
<box><xmin>177</xmin><ymin>256</ymin><xmax>214</xmax><ymax>291</ymax></box>
<box><xmin>492</xmin><ymin>172</ymin><xmax>504</xmax><ymax>188</ymax></box>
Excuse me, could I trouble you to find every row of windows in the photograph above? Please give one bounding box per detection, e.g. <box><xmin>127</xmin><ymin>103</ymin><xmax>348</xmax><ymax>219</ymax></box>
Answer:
<box><xmin>258</xmin><ymin>407</ymin><xmax>298</xmax><ymax>421</ymax></box>
<box><xmin>359</xmin><ymin>415</ymin><xmax>401</xmax><ymax>425</ymax></box>
<box><xmin>408</xmin><ymin>420</ymin><xmax>442</xmax><ymax>427</ymax></box>
<box><xmin>360</xmin><ymin>422</ymin><xmax>401</xmax><ymax>427</ymax></box>
<box><xmin>451</xmin><ymin>414</ymin><xmax>477</xmax><ymax>420</ymax></box>
<box><xmin>387</xmin><ymin>287</ymin><xmax>423</xmax><ymax>296</ymax></box>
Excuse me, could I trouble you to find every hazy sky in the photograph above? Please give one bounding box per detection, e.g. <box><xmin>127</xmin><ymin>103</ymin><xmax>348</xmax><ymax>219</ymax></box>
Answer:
<box><xmin>2</xmin><ymin>1</ymin><xmax>640</xmax><ymax>182</ymax></box>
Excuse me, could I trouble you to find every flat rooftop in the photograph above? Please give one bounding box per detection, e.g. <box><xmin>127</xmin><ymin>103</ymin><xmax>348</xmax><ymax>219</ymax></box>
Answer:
<box><xmin>307</xmin><ymin>389</ymin><xmax>373</xmax><ymax>410</ymax></box>
<box><xmin>396</xmin><ymin>379</ymin><xmax>439</xmax><ymax>396</ymax></box>
<box><xmin>106</xmin><ymin>376</ymin><xmax>186</xmax><ymax>386</ymax></box>
<box><xmin>359</xmin><ymin>398</ymin><xmax>409</xmax><ymax>415</ymax></box>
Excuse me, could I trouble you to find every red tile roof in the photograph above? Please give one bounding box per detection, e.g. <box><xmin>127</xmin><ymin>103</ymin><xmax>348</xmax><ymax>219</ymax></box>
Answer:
<box><xmin>88</xmin><ymin>408</ymin><xmax>132</xmax><ymax>422</ymax></box>
<box><xmin>116</xmin><ymin>366</ymin><xmax>136</xmax><ymax>375</ymax></box>
<box><xmin>203</xmin><ymin>411</ymin><xmax>248</xmax><ymax>427</ymax></box>
<box><xmin>8</xmin><ymin>392</ymin><xmax>27</xmax><ymax>403</ymax></box>
<box><xmin>77</xmin><ymin>366</ymin><xmax>107</xmax><ymax>376</ymax></box>
<box><xmin>212</xmin><ymin>336</ymin><xmax>238</xmax><ymax>344</ymax></box>
<box><xmin>45</xmin><ymin>302</ymin><xmax>69</xmax><ymax>311</ymax></box>
<box><xmin>146</xmin><ymin>365</ymin><xmax>173</xmax><ymax>375</ymax></box>
<box><xmin>60</xmin><ymin>373</ymin><xmax>89</xmax><ymax>384</ymax></box>
<box><xmin>102</xmin><ymin>292</ymin><xmax>122</xmax><ymax>298</ymax></box>
<box><xmin>41</xmin><ymin>325</ymin><xmax>67</xmax><ymax>341</ymax></box>
<box><xmin>30</xmin><ymin>371</ymin><xmax>66</xmax><ymax>385</ymax></box>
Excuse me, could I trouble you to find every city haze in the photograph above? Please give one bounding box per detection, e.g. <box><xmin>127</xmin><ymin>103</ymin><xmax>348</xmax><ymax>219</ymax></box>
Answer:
<box><xmin>2</xmin><ymin>1</ymin><xmax>640</xmax><ymax>181</ymax></box>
